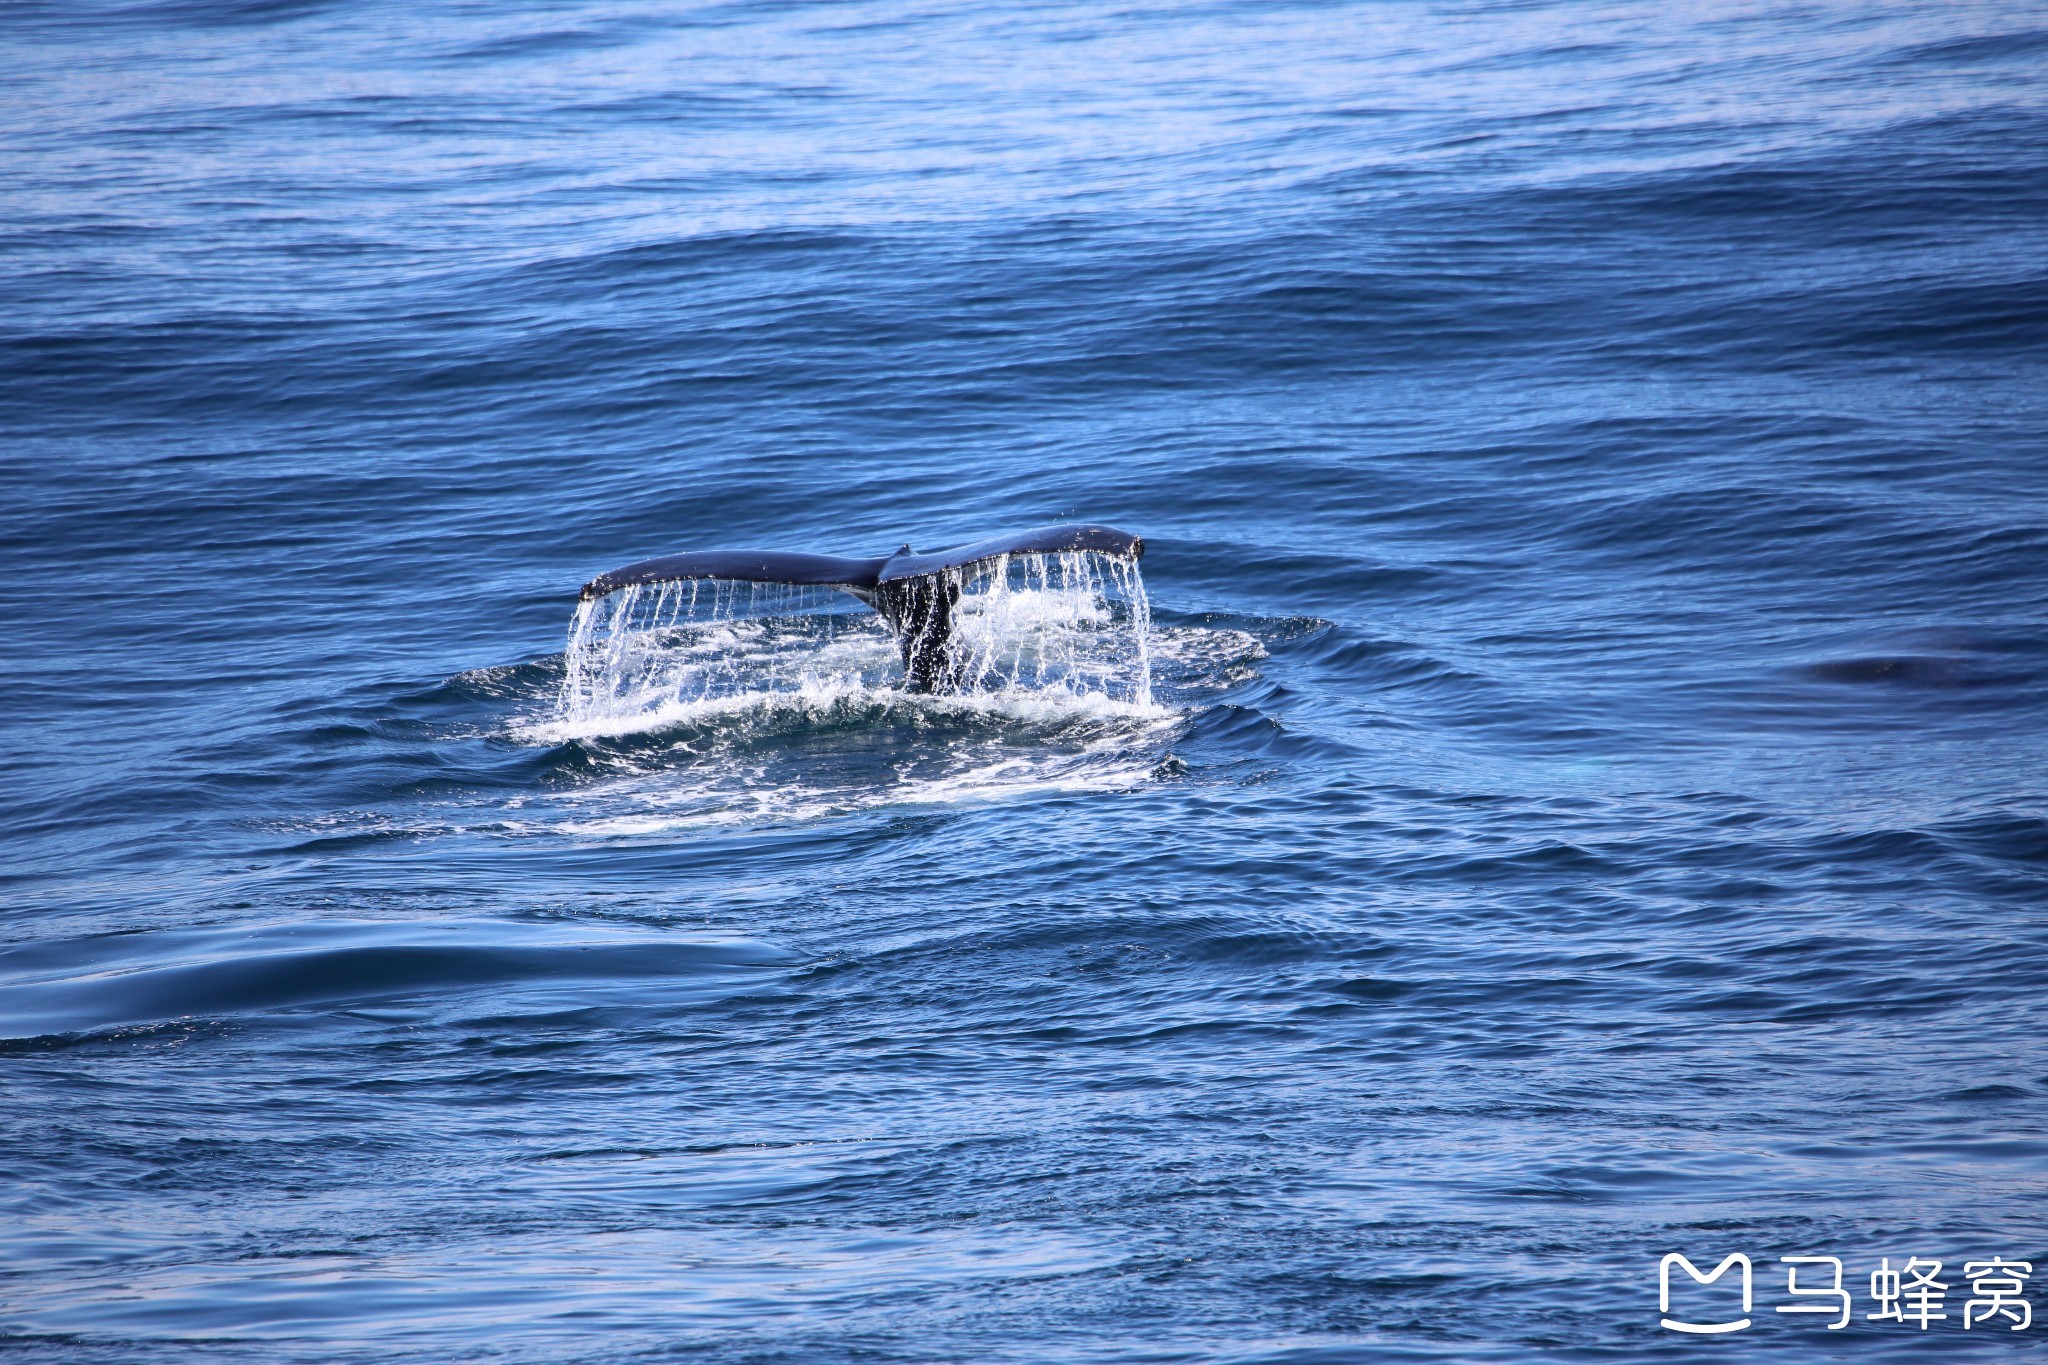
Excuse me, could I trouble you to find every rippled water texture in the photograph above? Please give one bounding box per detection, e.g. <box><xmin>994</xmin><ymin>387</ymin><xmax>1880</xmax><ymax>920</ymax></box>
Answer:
<box><xmin>4</xmin><ymin>1</ymin><xmax>2047</xmax><ymax>1360</ymax></box>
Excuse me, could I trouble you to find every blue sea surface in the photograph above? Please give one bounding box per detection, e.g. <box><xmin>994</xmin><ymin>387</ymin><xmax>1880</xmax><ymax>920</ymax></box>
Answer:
<box><xmin>4</xmin><ymin>1</ymin><xmax>2047</xmax><ymax>1359</ymax></box>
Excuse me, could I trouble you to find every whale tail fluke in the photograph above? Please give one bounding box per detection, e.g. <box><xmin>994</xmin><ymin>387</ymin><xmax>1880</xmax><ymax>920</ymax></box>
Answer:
<box><xmin>575</xmin><ymin>524</ymin><xmax>1143</xmax><ymax>692</ymax></box>
<box><xmin>577</xmin><ymin>550</ymin><xmax>890</xmax><ymax>603</ymax></box>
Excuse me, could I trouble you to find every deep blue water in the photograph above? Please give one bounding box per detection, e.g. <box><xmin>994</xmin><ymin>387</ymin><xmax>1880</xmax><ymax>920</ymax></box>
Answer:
<box><xmin>5</xmin><ymin>1</ymin><xmax>2048</xmax><ymax>1359</ymax></box>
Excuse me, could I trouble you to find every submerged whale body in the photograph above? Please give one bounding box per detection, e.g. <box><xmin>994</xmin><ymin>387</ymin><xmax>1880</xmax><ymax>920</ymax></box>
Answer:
<box><xmin>579</xmin><ymin>524</ymin><xmax>1144</xmax><ymax>692</ymax></box>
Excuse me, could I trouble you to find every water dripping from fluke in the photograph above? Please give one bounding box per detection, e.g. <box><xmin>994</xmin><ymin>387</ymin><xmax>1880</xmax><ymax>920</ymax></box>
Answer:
<box><xmin>547</xmin><ymin>524</ymin><xmax>1156</xmax><ymax>739</ymax></box>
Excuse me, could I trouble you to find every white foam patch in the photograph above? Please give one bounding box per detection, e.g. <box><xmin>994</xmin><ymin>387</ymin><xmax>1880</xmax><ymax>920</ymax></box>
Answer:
<box><xmin>549</xmin><ymin>747</ymin><xmax>1166</xmax><ymax>836</ymax></box>
<box><xmin>515</xmin><ymin>675</ymin><xmax>1172</xmax><ymax>747</ymax></box>
<box><xmin>505</xmin><ymin>688</ymin><xmax>1182</xmax><ymax>834</ymax></box>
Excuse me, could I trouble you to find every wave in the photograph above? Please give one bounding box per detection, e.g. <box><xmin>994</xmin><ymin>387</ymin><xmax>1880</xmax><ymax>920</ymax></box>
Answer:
<box><xmin>0</xmin><ymin>918</ymin><xmax>792</xmax><ymax>1042</ymax></box>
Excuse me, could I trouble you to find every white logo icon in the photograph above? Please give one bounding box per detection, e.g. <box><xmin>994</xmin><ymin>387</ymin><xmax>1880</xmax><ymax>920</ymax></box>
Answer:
<box><xmin>1660</xmin><ymin>1253</ymin><xmax>1752</xmax><ymax>1334</ymax></box>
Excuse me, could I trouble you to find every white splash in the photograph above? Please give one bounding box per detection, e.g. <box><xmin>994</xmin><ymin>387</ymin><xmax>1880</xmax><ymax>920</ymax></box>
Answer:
<box><xmin>544</xmin><ymin>549</ymin><xmax>1156</xmax><ymax>739</ymax></box>
<box><xmin>945</xmin><ymin>550</ymin><xmax>1153</xmax><ymax>708</ymax></box>
<box><xmin>474</xmin><ymin>549</ymin><xmax>1186</xmax><ymax>831</ymax></box>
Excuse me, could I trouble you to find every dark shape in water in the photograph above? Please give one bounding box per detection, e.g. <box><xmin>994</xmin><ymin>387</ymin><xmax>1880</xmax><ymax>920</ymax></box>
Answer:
<box><xmin>1804</xmin><ymin>655</ymin><xmax>1966</xmax><ymax>686</ymax></box>
<box><xmin>578</xmin><ymin>524</ymin><xmax>1144</xmax><ymax>692</ymax></box>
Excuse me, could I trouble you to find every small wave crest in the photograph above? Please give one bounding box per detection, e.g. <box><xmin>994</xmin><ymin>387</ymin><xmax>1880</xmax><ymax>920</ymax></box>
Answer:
<box><xmin>0</xmin><ymin>919</ymin><xmax>792</xmax><ymax>1042</ymax></box>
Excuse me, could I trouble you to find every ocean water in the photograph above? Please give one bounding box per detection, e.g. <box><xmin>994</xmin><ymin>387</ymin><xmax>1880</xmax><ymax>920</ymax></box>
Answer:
<box><xmin>4</xmin><ymin>1</ymin><xmax>2047</xmax><ymax>1359</ymax></box>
